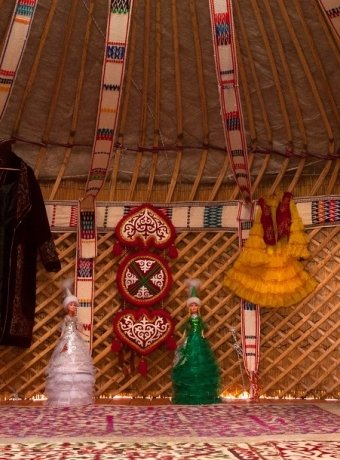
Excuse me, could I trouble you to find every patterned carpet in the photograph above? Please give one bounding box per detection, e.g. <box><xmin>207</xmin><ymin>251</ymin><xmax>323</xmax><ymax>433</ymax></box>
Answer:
<box><xmin>0</xmin><ymin>402</ymin><xmax>339</xmax><ymax>459</ymax></box>
<box><xmin>1</xmin><ymin>439</ymin><xmax>340</xmax><ymax>459</ymax></box>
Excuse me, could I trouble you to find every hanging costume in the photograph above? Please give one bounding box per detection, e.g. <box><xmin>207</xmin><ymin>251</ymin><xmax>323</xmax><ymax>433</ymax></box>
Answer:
<box><xmin>0</xmin><ymin>148</ymin><xmax>61</xmax><ymax>347</ymax></box>
<box><xmin>45</xmin><ymin>313</ymin><xmax>95</xmax><ymax>406</ymax></box>
<box><xmin>224</xmin><ymin>192</ymin><xmax>317</xmax><ymax>307</ymax></box>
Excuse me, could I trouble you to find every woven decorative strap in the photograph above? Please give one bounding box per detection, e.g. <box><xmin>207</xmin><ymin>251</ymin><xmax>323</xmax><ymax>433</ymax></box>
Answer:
<box><xmin>76</xmin><ymin>0</ymin><xmax>133</xmax><ymax>349</ymax></box>
<box><xmin>0</xmin><ymin>0</ymin><xmax>38</xmax><ymax>120</ymax></box>
<box><xmin>78</xmin><ymin>197</ymin><xmax>97</xmax><ymax>259</ymax></box>
<box><xmin>75</xmin><ymin>254</ymin><xmax>95</xmax><ymax>348</ymax></box>
<box><xmin>208</xmin><ymin>0</ymin><xmax>252</xmax><ymax>201</ymax></box>
<box><xmin>46</xmin><ymin>196</ymin><xmax>340</xmax><ymax>231</ymax></box>
<box><xmin>85</xmin><ymin>0</ymin><xmax>133</xmax><ymax>197</ymax></box>
<box><xmin>318</xmin><ymin>0</ymin><xmax>340</xmax><ymax>39</ymax></box>
<box><xmin>79</xmin><ymin>0</ymin><xmax>133</xmax><ymax>258</ymax></box>
<box><xmin>238</xmin><ymin>201</ymin><xmax>261</xmax><ymax>400</ymax></box>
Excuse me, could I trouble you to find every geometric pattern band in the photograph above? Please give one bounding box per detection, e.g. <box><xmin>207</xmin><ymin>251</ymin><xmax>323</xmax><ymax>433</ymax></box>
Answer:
<box><xmin>208</xmin><ymin>0</ymin><xmax>252</xmax><ymax>201</ymax></box>
<box><xmin>238</xmin><ymin>201</ymin><xmax>261</xmax><ymax>401</ymax></box>
<box><xmin>0</xmin><ymin>0</ymin><xmax>38</xmax><ymax>120</ymax></box>
<box><xmin>76</xmin><ymin>0</ymin><xmax>134</xmax><ymax>349</ymax></box>
<box><xmin>46</xmin><ymin>196</ymin><xmax>340</xmax><ymax>232</ymax></box>
<box><xmin>78</xmin><ymin>205</ymin><xmax>97</xmax><ymax>259</ymax></box>
<box><xmin>317</xmin><ymin>0</ymin><xmax>340</xmax><ymax>39</ymax></box>
<box><xmin>74</xmin><ymin>256</ymin><xmax>94</xmax><ymax>349</ymax></box>
<box><xmin>76</xmin><ymin>206</ymin><xmax>96</xmax><ymax>349</ymax></box>
<box><xmin>85</xmin><ymin>0</ymin><xmax>133</xmax><ymax>196</ymax></box>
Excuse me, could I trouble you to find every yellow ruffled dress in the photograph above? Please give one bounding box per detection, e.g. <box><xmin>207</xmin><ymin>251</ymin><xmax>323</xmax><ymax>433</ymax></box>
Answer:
<box><xmin>224</xmin><ymin>192</ymin><xmax>317</xmax><ymax>307</ymax></box>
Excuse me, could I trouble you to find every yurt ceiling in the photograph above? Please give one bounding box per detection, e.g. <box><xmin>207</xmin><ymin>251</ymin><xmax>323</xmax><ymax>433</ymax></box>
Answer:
<box><xmin>0</xmin><ymin>0</ymin><xmax>339</xmax><ymax>201</ymax></box>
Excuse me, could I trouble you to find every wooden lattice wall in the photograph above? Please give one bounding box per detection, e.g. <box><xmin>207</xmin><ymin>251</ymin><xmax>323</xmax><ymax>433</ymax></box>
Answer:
<box><xmin>0</xmin><ymin>222</ymin><xmax>338</xmax><ymax>401</ymax></box>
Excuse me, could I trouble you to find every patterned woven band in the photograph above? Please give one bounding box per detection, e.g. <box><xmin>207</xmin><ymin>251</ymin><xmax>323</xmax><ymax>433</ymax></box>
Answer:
<box><xmin>318</xmin><ymin>0</ymin><xmax>340</xmax><ymax>39</ymax></box>
<box><xmin>208</xmin><ymin>0</ymin><xmax>252</xmax><ymax>201</ymax></box>
<box><xmin>0</xmin><ymin>0</ymin><xmax>38</xmax><ymax>120</ymax></box>
<box><xmin>238</xmin><ymin>202</ymin><xmax>260</xmax><ymax>400</ymax></box>
<box><xmin>76</xmin><ymin>0</ymin><xmax>133</xmax><ymax>348</ymax></box>
<box><xmin>47</xmin><ymin>196</ymin><xmax>340</xmax><ymax>232</ymax></box>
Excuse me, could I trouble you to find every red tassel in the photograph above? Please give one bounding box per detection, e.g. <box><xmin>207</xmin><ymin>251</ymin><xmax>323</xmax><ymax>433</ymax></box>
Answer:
<box><xmin>166</xmin><ymin>336</ymin><xmax>177</xmax><ymax>351</ymax></box>
<box><xmin>138</xmin><ymin>358</ymin><xmax>148</xmax><ymax>375</ymax></box>
<box><xmin>112</xmin><ymin>242</ymin><xmax>123</xmax><ymax>256</ymax></box>
<box><xmin>168</xmin><ymin>244</ymin><xmax>178</xmax><ymax>259</ymax></box>
<box><xmin>111</xmin><ymin>339</ymin><xmax>122</xmax><ymax>353</ymax></box>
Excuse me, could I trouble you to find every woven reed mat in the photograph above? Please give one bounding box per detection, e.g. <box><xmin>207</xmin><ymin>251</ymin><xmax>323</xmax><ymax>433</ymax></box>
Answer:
<box><xmin>0</xmin><ymin>402</ymin><xmax>339</xmax><ymax>459</ymax></box>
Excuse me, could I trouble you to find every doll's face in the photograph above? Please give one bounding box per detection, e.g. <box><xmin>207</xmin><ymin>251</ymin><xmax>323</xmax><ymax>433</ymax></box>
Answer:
<box><xmin>67</xmin><ymin>301</ymin><xmax>77</xmax><ymax>315</ymax></box>
<box><xmin>189</xmin><ymin>302</ymin><xmax>199</xmax><ymax>314</ymax></box>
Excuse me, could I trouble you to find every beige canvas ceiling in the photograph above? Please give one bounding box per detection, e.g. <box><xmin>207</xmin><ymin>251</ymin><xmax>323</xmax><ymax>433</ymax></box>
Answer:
<box><xmin>0</xmin><ymin>0</ymin><xmax>339</xmax><ymax>199</ymax></box>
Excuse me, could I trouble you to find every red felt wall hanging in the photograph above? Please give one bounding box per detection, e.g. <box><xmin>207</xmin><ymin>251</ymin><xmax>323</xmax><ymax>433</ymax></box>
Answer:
<box><xmin>116</xmin><ymin>251</ymin><xmax>173</xmax><ymax>307</ymax></box>
<box><xmin>112</xmin><ymin>307</ymin><xmax>176</xmax><ymax>375</ymax></box>
<box><xmin>113</xmin><ymin>203</ymin><xmax>178</xmax><ymax>258</ymax></box>
<box><xmin>112</xmin><ymin>204</ymin><xmax>177</xmax><ymax>375</ymax></box>
<box><xmin>112</xmin><ymin>307</ymin><xmax>175</xmax><ymax>355</ymax></box>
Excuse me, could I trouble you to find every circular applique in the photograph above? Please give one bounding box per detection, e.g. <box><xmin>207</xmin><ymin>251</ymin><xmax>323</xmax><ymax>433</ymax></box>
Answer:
<box><xmin>116</xmin><ymin>251</ymin><xmax>173</xmax><ymax>307</ymax></box>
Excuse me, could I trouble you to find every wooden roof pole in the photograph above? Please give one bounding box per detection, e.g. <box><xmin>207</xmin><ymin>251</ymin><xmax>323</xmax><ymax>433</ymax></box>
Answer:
<box><xmin>187</xmin><ymin>0</ymin><xmax>209</xmax><ymax>201</ymax></box>
<box><xmin>0</xmin><ymin>1</ymin><xmax>17</xmax><ymax>62</ymax></box>
<box><xmin>263</xmin><ymin>0</ymin><xmax>307</xmax><ymax>152</ymax></box>
<box><xmin>277</xmin><ymin>1</ymin><xmax>334</xmax><ymax>155</ymax></box>
<box><xmin>326</xmin><ymin>158</ymin><xmax>339</xmax><ymax>194</ymax></box>
<box><xmin>166</xmin><ymin>0</ymin><xmax>183</xmax><ymax>203</ymax></box>
<box><xmin>208</xmin><ymin>154</ymin><xmax>230</xmax><ymax>201</ymax></box>
<box><xmin>128</xmin><ymin>0</ymin><xmax>151</xmax><ymax>200</ymax></box>
<box><xmin>234</xmin><ymin>0</ymin><xmax>272</xmax><ymax>150</ymax></box>
<box><xmin>237</xmin><ymin>47</ymin><xmax>257</xmax><ymax>149</ymax></box>
<box><xmin>296</xmin><ymin>1</ymin><xmax>340</xmax><ymax>127</ymax></box>
<box><xmin>146</xmin><ymin>0</ymin><xmax>162</xmax><ymax>202</ymax></box>
<box><xmin>50</xmin><ymin>0</ymin><xmax>96</xmax><ymax>200</ymax></box>
<box><xmin>269</xmin><ymin>157</ymin><xmax>291</xmax><ymax>196</ymax></box>
<box><xmin>250</xmin><ymin>155</ymin><xmax>271</xmax><ymax>195</ymax></box>
<box><xmin>35</xmin><ymin>1</ymin><xmax>79</xmax><ymax>189</ymax></box>
<box><xmin>12</xmin><ymin>0</ymin><xmax>58</xmax><ymax>164</ymax></box>
<box><xmin>251</xmin><ymin>0</ymin><xmax>293</xmax><ymax>149</ymax></box>
<box><xmin>311</xmin><ymin>161</ymin><xmax>333</xmax><ymax>195</ymax></box>
<box><xmin>287</xmin><ymin>158</ymin><xmax>306</xmax><ymax>193</ymax></box>
<box><xmin>314</xmin><ymin>1</ymin><xmax>340</xmax><ymax>59</ymax></box>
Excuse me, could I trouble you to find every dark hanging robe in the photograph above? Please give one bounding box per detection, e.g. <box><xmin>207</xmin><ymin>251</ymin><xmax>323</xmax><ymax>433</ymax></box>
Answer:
<box><xmin>0</xmin><ymin>151</ymin><xmax>61</xmax><ymax>347</ymax></box>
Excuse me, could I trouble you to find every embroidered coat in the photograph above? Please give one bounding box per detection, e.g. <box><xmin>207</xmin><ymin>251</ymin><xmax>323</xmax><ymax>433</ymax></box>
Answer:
<box><xmin>0</xmin><ymin>151</ymin><xmax>61</xmax><ymax>347</ymax></box>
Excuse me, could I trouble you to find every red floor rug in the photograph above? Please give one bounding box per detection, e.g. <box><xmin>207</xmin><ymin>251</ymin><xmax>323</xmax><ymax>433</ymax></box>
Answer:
<box><xmin>1</xmin><ymin>440</ymin><xmax>340</xmax><ymax>459</ymax></box>
<box><xmin>0</xmin><ymin>403</ymin><xmax>339</xmax><ymax>459</ymax></box>
<box><xmin>0</xmin><ymin>403</ymin><xmax>338</xmax><ymax>440</ymax></box>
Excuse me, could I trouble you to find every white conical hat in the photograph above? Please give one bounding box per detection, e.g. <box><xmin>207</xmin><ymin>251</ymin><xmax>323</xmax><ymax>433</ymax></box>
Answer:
<box><xmin>62</xmin><ymin>279</ymin><xmax>79</xmax><ymax>310</ymax></box>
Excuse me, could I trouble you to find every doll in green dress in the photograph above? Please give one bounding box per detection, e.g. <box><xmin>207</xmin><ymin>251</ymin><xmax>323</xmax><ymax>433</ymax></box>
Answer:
<box><xmin>171</xmin><ymin>279</ymin><xmax>221</xmax><ymax>405</ymax></box>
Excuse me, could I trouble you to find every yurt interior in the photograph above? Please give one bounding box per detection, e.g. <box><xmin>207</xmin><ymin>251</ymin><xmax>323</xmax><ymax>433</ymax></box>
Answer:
<box><xmin>0</xmin><ymin>0</ymin><xmax>339</xmax><ymax>458</ymax></box>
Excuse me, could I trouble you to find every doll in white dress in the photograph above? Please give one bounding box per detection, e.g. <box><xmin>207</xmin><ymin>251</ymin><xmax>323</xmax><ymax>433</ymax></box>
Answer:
<box><xmin>45</xmin><ymin>284</ymin><xmax>95</xmax><ymax>406</ymax></box>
